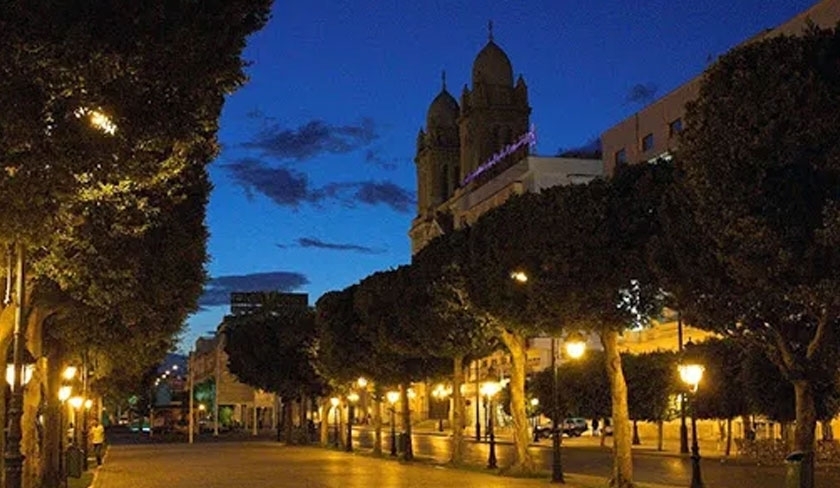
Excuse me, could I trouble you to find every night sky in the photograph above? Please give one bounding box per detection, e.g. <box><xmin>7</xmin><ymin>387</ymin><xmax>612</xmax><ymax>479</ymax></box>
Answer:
<box><xmin>184</xmin><ymin>0</ymin><xmax>818</xmax><ymax>350</ymax></box>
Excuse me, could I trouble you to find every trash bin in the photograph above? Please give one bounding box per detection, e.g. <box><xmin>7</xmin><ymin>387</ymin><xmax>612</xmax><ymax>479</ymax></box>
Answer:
<box><xmin>65</xmin><ymin>446</ymin><xmax>83</xmax><ymax>479</ymax></box>
<box><xmin>785</xmin><ymin>451</ymin><xmax>805</xmax><ymax>488</ymax></box>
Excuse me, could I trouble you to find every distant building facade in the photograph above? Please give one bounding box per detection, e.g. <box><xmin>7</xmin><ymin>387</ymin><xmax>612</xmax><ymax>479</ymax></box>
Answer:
<box><xmin>601</xmin><ymin>0</ymin><xmax>840</xmax><ymax>175</ymax></box>
<box><xmin>191</xmin><ymin>291</ymin><xmax>310</xmax><ymax>432</ymax></box>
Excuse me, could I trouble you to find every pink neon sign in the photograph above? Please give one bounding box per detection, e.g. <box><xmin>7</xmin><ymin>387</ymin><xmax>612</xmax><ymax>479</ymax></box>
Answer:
<box><xmin>461</xmin><ymin>124</ymin><xmax>536</xmax><ymax>186</ymax></box>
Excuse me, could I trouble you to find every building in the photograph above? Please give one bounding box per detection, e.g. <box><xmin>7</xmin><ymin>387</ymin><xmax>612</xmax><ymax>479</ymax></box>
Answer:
<box><xmin>406</xmin><ymin>26</ymin><xmax>603</xmax><ymax>429</ymax></box>
<box><xmin>601</xmin><ymin>0</ymin><xmax>840</xmax><ymax>174</ymax></box>
<box><xmin>190</xmin><ymin>292</ymin><xmax>309</xmax><ymax>432</ymax></box>
<box><xmin>409</xmin><ymin>24</ymin><xmax>602</xmax><ymax>255</ymax></box>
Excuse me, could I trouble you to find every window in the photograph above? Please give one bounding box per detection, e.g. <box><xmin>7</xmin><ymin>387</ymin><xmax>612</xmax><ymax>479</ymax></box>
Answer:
<box><xmin>669</xmin><ymin>118</ymin><xmax>683</xmax><ymax>137</ymax></box>
<box><xmin>641</xmin><ymin>133</ymin><xmax>654</xmax><ymax>152</ymax></box>
<box><xmin>614</xmin><ymin>148</ymin><xmax>627</xmax><ymax>166</ymax></box>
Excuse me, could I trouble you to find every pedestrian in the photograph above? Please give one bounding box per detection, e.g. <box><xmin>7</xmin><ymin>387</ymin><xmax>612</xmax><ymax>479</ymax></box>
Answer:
<box><xmin>591</xmin><ymin>418</ymin><xmax>599</xmax><ymax>436</ymax></box>
<box><xmin>89</xmin><ymin>420</ymin><xmax>106</xmax><ymax>466</ymax></box>
<box><xmin>67</xmin><ymin>422</ymin><xmax>75</xmax><ymax>445</ymax></box>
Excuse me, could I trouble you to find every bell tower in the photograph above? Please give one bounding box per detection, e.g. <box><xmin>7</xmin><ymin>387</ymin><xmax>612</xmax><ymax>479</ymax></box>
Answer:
<box><xmin>458</xmin><ymin>22</ymin><xmax>531</xmax><ymax>186</ymax></box>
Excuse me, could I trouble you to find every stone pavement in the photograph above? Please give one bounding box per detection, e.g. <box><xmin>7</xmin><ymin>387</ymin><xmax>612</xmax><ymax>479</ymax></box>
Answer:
<box><xmin>91</xmin><ymin>441</ymin><xmax>678</xmax><ymax>488</ymax></box>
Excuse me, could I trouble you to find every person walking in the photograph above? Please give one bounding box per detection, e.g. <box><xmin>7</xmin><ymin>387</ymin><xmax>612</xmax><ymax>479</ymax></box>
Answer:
<box><xmin>89</xmin><ymin>420</ymin><xmax>106</xmax><ymax>466</ymax></box>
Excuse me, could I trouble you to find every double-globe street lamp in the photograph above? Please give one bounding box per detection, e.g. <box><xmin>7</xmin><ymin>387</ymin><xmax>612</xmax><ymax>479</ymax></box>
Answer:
<box><xmin>386</xmin><ymin>390</ymin><xmax>400</xmax><ymax>456</ymax></box>
<box><xmin>678</xmin><ymin>341</ymin><xmax>705</xmax><ymax>488</ymax></box>
<box><xmin>4</xmin><ymin>342</ymin><xmax>36</xmax><ymax>488</ymax></box>
<box><xmin>480</xmin><ymin>381</ymin><xmax>501</xmax><ymax>469</ymax></box>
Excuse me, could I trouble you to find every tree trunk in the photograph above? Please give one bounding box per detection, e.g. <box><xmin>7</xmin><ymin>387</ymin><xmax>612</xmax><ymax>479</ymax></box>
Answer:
<box><xmin>656</xmin><ymin>420</ymin><xmax>663</xmax><ymax>451</ymax></box>
<box><xmin>792</xmin><ymin>380</ymin><xmax>817</xmax><ymax>488</ymax></box>
<box><xmin>725</xmin><ymin>417</ymin><xmax>733</xmax><ymax>457</ymax></box>
<box><xmin>372</xmin><ymin>385</ymin><xmax>383</xmax><ymax>456</ymax></box>
<box><xmin>319</xmin><ymin>399</ymin><xmax>330</xmax><ymax>446</ymax></box>
<box><xmin>39</xmin><ymin>339</ymin><xmax>63</xmax><ymax>488</ymax></box>
<box><xmin>632</xmin><ymin>420</ymin><xmax>640</xmax><ymax>445</ymax></box>
<box><xmin>400</xmin><ymin>383</ymin><xmax>413</xmax><ymax>461</ymax></box>
<box><xmin>601</xmin><ymin>329</ymin><xmax>634</xmax><ymax>488</ymax></box>
<box><xmin>450</xmin><ymin>354</ymin><xmax>465</xmax><ymax>465</ymax></box>
<box><xmin>821</xmin><ymin>420</ymin><xmax>833</xmax><ymax>441</ymax></box>
<box><xmin>499</xmin><ymin>329</ymin><xmax>535</xmax><ymax>473</ymax></box>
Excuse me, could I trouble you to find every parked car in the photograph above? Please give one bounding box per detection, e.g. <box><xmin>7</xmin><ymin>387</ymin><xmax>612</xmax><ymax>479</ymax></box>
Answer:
<box><xmin>533</xmin><ymin>418</ymin><xmax>589</xmax><ymax>440</ymax></box>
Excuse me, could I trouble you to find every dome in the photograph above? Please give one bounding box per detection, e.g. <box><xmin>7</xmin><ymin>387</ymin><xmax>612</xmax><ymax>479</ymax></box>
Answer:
<box><xmin>426</xmin><ymin>88</ymin><xmax>459</xmax><ymax>128</ymax></box>
<box><xmin>472</xmin><ymin>40</ymin><xmax>513</xmax><ymax>87</ymax></box>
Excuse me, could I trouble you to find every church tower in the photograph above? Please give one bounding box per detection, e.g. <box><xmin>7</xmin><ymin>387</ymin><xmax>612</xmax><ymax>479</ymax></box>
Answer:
<box><xmin>414</xmin><ymin>72</ymin><xmax>461</xmax><ymax>219</ymax></box>
<box><xmin>458</xmin><ymin>22</ymin><xmax>531</xmax><ymax>185</ymax></box>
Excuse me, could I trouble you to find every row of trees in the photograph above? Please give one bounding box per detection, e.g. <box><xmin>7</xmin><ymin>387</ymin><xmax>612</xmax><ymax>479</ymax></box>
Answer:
<box><xmin>0</xmin><ymin>3</ymin><xmax>272</xmax><ymax>486</ymax></box>
<box><xmin>223</xmin><ymin>26</ymin><xmax>840</xmax><ymax>488</ymax></box>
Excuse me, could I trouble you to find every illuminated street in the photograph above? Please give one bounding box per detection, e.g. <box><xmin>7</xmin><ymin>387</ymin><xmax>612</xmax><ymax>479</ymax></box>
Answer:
<box><xmin>90</xmin><ymin>431</ymin><xmax>840</xmax><ymax>488</ymax></box>
<box><xmin>91</xmin><ymin>441</ymin><xmax>598</xmax><ymax>488</ymax></box>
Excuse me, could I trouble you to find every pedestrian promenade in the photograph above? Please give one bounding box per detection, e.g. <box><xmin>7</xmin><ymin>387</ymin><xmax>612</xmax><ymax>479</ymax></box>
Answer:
<box><xmin>91</xmin><ymin>441</ymin><xmax>680</xmax><ymax>488</ymax></box>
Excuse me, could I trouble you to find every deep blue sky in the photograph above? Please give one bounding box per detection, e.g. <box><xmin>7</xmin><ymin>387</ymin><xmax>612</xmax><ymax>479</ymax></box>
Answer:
<box><xmin>183</xmin><ymin>0</ymin><xmax>819</xmax><ymax>350</ymax></box>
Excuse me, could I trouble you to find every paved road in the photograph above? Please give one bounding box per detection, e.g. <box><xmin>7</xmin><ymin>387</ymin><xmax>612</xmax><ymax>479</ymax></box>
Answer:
<box><xmin>352</xmin><ymin>430</ymin><xmax>840</xmax><ymax>487</ymax></box>
<box><xmin>92</xmin><ymin>442</ymin><xmax>615</xmax><ymax>488</ymax></box>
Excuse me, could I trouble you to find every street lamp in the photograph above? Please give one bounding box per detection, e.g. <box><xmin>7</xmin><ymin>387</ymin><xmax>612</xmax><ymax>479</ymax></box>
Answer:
<box><xmin>62</xmin><ymin>366</ymin><xmax>78</xmax><ymax>381</ymax></box>
<box><xmin>549</xmin><ymin>332</ymin><xmax>587</xmax><ymax>484</ymax></box>
<box><xmin>5</xmin><ymin>346</ymin><xmax>35</xmax><ymax>389</ymax></box>
<box><xmin>58</xmin><ymin>386</ymin><xmax>72</xmax><ymax>487</ymax></box>
<box><xmin>530</xmin><ymin>398</ymin><xmax>540</xmax><ymax>431</ymax></box>
<box><xmin>346</xmin><ymin>392</ymin><xmax>359</xmax><ymax>452</ymax></box>
<box><xmin>330</xmin><ymin>397</ymin><xmax>340</xmax><ymax>448</ymax></box>
<box><xmin>431</xmin><ymin>384</ymin><xmax>450</xmax><ymax>432</ymax></box>
<box><xmin>386</xmin><ymin>391</ymin><xmax>399</xmax><ymax>456</ymax></box>
<box><xmin>679</xmin><ymin>341</ymin><xmax>705</xmax><ymax>488</ymax></box>
<box><xmin>480</xmin><ymin>380</ymin><xmax>501</xmax><ymax>469</ymax></box>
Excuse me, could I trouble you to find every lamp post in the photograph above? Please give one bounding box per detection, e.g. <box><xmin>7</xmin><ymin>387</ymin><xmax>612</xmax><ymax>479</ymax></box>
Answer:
<box><xmin>549</xmin><ymin>332</ymin><xmax>587</xmax><ymax>484</ymax></box>
<box><xmin>474</xmin><ymin>360</ymin><xmax>481</xmax><ymax>442</ymax></box>
<box><xmin>386</xmin><ymin>391</ymin><xmax>399</xmax><ymax>456</ymax></box>
<box><xmin>330</xmin><ymin>397</ymin><xmax>340</xmax><ymax>448</ymax></box>
<box><xmin>4</xmin><ymin>335</ymin><xmax>36</xmax><ymax>488</ymax></box>
<box><xmin>58</xmin><ymin>385</ymin><xmax>72</xmax><ymax>488</ymax></box>
<box><xmin>346</xmin><ymin>392</ymin><xmax>359</xmax><ymax>452</ymax></box>
<box><xmin>529</xmin><ymin>398</ymin><xmax>539</xmax><ymax>432</ymax></box>
<box><xmin>480</xmin><ymin>381</ymin><xmax>501</xmax><ymax>469</ymax></box>
<box><xmin>4</xmin><ymin>243</ymin><xmax>34</xmax><ymax>488</ymax></box>
<box><xmin>679</xmin><ymin>341</ymin><xmax>705</xmax><ymax>488</ymax></box>
<box><xmin>431</xmin><ymin>384</ymin><xmax>450</xmax><ymax>432</ymax></box>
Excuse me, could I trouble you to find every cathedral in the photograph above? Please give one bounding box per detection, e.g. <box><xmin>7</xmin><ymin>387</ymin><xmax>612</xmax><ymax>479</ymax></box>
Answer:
<box><xmin>410</xmin><ymin>24</ymin><xmax>533</xmax><ymax>254</ymax></box>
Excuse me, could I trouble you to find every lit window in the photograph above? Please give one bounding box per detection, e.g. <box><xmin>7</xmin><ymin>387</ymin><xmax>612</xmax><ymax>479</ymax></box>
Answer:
<box><xmin>669</xmin><ymin>119</ymin><xmax>683</xmax><ymax>137</ymax></box>
<box><xmin>614</xmin><ymin>148</ymin><xmax>627</xmax><ymax>166</ymax></box>
<box><xmin>641</xmin><ymin>133</ymin><xmax>654</xmax><ymax>152</ymax></box>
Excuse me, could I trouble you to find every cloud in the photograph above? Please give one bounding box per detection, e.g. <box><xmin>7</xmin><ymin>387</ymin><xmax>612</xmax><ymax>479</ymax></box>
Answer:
<box><xmin>364</xmin><ymin>149</ymin><xmax>401</xmax><ymax>170</ymax></box>
<box><xmin>242</xmin><ymin>118</ymin><xmax>378</xmax><ymax>161</ymax></box>
<box><xmin>199</xmin><ymin>271</ymin><xmax>310</xmax><ymax>307</ymax></box>
<box><xmin>625</xmin><ymin>83</ymin><xmax>658</xmax><ymax>105</ymax></box>
<box><xmin>223</xmin><ymin>158</ymin><xmax>312</xmax><ymax>207</ymax></box>
<box><xmin>279</xmin><ymin>237</ymin><xmax>386</xmax><ymax>255</ymax></box>
<box><xmin>223</xmin><ymin>158</ymin><xmax>415</xmax><ymax>213</ymax></box>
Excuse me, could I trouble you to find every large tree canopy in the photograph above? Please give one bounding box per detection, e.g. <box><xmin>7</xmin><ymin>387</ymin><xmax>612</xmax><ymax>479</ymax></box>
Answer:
<box><xmin>660</xmin><ymin>25</ymin><xmax>840</xmax><ymax>488</ymax></box>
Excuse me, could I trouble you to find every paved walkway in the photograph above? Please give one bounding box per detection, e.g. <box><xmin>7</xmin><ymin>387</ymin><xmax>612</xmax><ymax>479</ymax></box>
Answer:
<box><xmin>92</xmin><ymin>442</ymin><xmax>675</xmax><ymax>488</ymax></box>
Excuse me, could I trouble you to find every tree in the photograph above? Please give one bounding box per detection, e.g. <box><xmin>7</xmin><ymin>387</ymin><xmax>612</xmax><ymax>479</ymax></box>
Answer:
<box><xmin>531</xmin><ymin>350</ymin><xmax>611</xmax><ymax>422</ymax></box>
<box><xmin>526</xmin><ymin>163</ymin><xmax>672</xmax><ymax>488</ymax></box>
<box><xmin>354</xmin><ymin>267</ymin><xmax>449</xmax><ymax>460</ymax></box>
<box><xmin>0</xmin><ymin>2</ymin><xmax>271</xmax><ymax>483</ymax></box>
<box><xmin>623</xmin><ymin>351</ymin><xmax>676</xmax><ymax>447</ymax></box>
<box><xmin>412</xmin><ymin>235</ymin><xmax>498</xmax><ymax>464</ymax></box>
<box><xmin>224</xmin><ymin>294</ymin><xmax>324</xmax><ymax>444</ymax></box>
<box><xmin>659</xmin><ymin>26</ymin><xmax>840</xmax><ymax>488</ymax></box>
